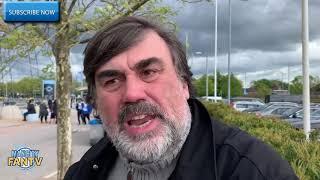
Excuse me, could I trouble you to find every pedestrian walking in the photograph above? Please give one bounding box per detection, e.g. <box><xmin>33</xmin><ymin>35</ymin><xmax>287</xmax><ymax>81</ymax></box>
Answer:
<box><xmin>39</xmin><ymin>100</ymin><xmax>49</xmax><ymax>123</ymax></box>
<box><xmin>75</xmin><ymin>98</ymin><xmax>83</xmax><ymax>125</ymax></box>
<box><xmin>48</xmin><ymin>98</ymin><xmax>53</xmax><ymax>112</ymax></box>
<box><xmin>80</xmin><ymin>100</ymin><xmax>92</xmax><ymax>125</ymax></box>
<box><xmin>50</xmin><ymin>100</ymin><xmax>57</xmax><ymax>124</ymax></box>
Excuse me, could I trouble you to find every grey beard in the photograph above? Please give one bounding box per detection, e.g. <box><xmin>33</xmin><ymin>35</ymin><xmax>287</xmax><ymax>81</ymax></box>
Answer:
<box><xmin>103</xmin><ymin>101</ymin><xmax>192</xmax><ymax>165</ymax></box>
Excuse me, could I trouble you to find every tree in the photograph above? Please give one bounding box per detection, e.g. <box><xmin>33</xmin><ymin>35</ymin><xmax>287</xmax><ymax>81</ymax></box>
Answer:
<box><xmin>193</xmin><ymin>72</ymin><xmax>243</xmax><ymax>98</ymax></box>
<box><xmin>194</xmin><ymin>75</ymin><xmax>214</xmax><ymax>97</ymax></box>
<box><xmin>15</xmin><ymin>77</ymin><xmax>42</xmax><ymax>97</ymax></box>
<box><xmin>39</xmin><ymin>63</ymin><xmax>56</xmax><ymax>80</ymax></box>
<box><xmin>1</xmin><ymin>1</ymin><xmax>178</xmax><ymax>178</ymax></box>
<box><xmin>290</xmin><ymin>76</ymin><xmax>303</xmax><ymax>95</ymax></box>
<box><xmin>289</xmin><ymin>75</ymin><xmax>319</xmax><ymax>95</ymax></box>
<box><xmin>218</xmin><ymin>73</ymin><xmax>243</xmax><ymax>98</ymax></box>
<box><xmin>255</xmin><ymin>83</ymin><xmax>272</xmax><ymax>99</ymax></box>
<box><xmin>252</xmin><ymin>79</ymin><xmax>272</xmax><ymax>98</ymax></box>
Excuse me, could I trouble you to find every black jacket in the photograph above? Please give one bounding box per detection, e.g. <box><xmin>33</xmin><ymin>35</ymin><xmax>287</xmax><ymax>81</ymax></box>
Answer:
<box><xmin>27</xmin><ymin>103</ymin><xmax>36</xmax><ymax>114</ymax></box>
<box><xmin>65</xmin><ymin>99</ymin><xmax>298</xmax><ymax>180</ymax></box>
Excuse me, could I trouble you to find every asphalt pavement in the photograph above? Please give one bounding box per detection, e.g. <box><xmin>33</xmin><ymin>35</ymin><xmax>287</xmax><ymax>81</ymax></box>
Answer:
<box><xmin>0</xmin><ymin>108</ymin><xmax>92</xmax><ymax>180</ymax></box>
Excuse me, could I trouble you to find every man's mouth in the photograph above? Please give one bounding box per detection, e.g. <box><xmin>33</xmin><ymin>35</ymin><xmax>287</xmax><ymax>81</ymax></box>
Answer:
<box><xmin>124</xmin><ymin>114</ymin><xmax>160</xmax><ymax>135</ymax></box>
<box><xmin>127</xmin><ymin>114</ymin><xmax>155</xmax><ymax>127</ymax></box>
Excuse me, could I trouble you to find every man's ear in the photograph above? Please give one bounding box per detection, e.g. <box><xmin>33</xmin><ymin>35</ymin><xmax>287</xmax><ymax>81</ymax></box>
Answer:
<box><xmin>181</xmin><ymin>79</ymin><xmax>190</xmax><ymax>100</ymax></box>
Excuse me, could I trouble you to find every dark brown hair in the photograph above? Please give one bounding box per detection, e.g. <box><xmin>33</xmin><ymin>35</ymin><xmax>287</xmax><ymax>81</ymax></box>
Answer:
<box><xmin>83</xmin><ymin>16</ymin><xmax>194</xmax><ymax>104</ymax></box>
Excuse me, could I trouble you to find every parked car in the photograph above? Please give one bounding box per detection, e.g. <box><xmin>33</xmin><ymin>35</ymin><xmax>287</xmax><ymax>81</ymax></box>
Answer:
<box><xmin>257</xmin><ymin>104</ymin><xmax>298</xmax><ymax>117</ymax></box>
<box><xmin>244</xmin><ymin>102</ymin><xmax>298</xmax><ymax>113</ymax></box>
<box><xmin>280</xmin><ymin>106</ymin><xmax>320</xmax><ymax>119</ymax></box>
<box><xmin>279</xmin><ymin>107</ymin><xmax>302</xmax><ymax>119</ymax></box>
<box><xmin>231</xmin><ymin>97</ymin><xmax>264</xmax><ymax>103</ymax></box>
<box><xmin>290</xmin><ymin>118</ymin><xmax>320</xmax><ymax>129</ymax></box>
<box><xmin>231</xmin><ymin>101</ymin><xmax>265</xmax><ymax>112</ymax></box>
<box><xmin>284</xmin><ymin>109</ymin><xmax>320</xmax><ymax>126</ymax></box>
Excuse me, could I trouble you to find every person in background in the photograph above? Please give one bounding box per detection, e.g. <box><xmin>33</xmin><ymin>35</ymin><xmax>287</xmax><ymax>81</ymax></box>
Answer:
<box><xmin>23</xmin><ymin>99</ymin><xmax>36</xmax><ymax>121</ymax></box>
<box><xmin>80</xmin><ymin>99</ymin><xmax>93</xmax><ymax>125</ymax></box>
<box><xmin>50</xmin><ymin>99</ymin><xmax>57</xmax><ymax>124</ymax></box>
<box><xmin>48</xmin><ymin>97</ymin><xmax>53</xmax><ymax>112</ymax></box>
<box><xmin>39</xmin><ymin>100</ymin><xmax>49</xmax><ymax>123</ymax></box>
<box><xmin>75</xmin><ymin>98</ymin><xmax>83</xmax><ymax>125</ymax></box>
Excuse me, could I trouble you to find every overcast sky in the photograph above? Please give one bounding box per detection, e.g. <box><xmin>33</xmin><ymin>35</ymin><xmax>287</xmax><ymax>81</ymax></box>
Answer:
<box><xmin>173</xmin><ymin>0</ymin><xmax>320</xmax><ymax>87</ymax></box>
<box><xmin>5</xmin><ymin>0</ymin><xmax>320</xmax><ymax>87</ymax></box>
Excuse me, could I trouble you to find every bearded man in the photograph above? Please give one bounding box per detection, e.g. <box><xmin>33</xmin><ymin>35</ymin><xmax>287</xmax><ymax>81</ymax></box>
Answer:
<box><xmin>65</xmin><ymin>16</ymin><xmax>298</xmax><ymax>180</ymax></box>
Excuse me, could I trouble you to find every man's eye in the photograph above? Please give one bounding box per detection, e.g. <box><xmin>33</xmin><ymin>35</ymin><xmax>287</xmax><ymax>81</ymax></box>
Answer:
<box><xmin>102</xmin><ymin>78</ymin><xmax>121</xmax><ymax>91</ymax></box>
<box><xmin>140</xmin><ymin>69</ymin><xmax>159</xmax><ymax>82</ymax></box>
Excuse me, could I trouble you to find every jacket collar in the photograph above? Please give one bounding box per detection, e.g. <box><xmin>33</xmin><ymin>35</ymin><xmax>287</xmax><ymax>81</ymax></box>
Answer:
<box><xmin>169</xmin><ymin>99</ymin><xmax>216</xmax><ymax>179</ymax></box>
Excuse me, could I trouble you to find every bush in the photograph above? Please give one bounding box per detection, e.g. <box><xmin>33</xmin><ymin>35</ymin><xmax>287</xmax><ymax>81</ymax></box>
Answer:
<box><xmin>202</xmin><ymin>101</ymin><xmax>320</xmax><ymax>180</ymax></box>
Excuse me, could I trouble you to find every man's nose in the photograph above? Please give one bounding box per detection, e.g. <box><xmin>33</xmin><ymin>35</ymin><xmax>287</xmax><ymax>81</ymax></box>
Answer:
<box><xmin>122</xmin><ymin>76</ymin><xmax>147</xmax><ymax>103</ymax></box>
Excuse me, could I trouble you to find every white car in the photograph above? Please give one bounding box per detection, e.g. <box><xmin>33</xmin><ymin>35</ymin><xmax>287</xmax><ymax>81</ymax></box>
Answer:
<box><xmin>231</xmin><ymin>101</ymin><xmax>265</xmax><ymax>112</ymax></box>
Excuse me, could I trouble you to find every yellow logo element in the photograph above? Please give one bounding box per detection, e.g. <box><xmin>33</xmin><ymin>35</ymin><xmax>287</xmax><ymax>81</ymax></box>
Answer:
<box><xmin>7</xmin><ymin>147</ymin><xmax>43</xmax><ymax>170</ymax></box>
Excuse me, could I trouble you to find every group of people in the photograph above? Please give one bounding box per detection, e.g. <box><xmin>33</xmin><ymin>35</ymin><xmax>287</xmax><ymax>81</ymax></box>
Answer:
<box><xmin>75</xmin><ymin>98</ymin><xmax>93</xmax><ymax>125</ymax></box>
<box><xmin>22</xmin><ymin>98</ymin><xmax>57</xmax><ymax>124</ymax></box>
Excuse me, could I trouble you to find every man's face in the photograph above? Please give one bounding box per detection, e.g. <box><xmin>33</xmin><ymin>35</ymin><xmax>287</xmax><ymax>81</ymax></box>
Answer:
<box><xmin>94</xmin><ymin>31</ymin><xmax>191</xmax><ymax>163</ymax></box>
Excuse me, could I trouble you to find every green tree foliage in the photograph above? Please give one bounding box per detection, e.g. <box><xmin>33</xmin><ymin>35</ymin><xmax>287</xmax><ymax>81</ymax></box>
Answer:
<box><xmin>0</xmin><ymin>77</ymin><xmax>41</xmax><ymax>97</ymax></box>
<box><xmin>194</xmin><ymin>72</ymin><xmax>243</xmax><ymax>98</ymax></box>
<box><xmin>289</xmin><ymin>75</ymin><xmax>319</xmax><ymax>95</ymax></box>
<box><xmin>15</xmin><ymin>77</ymin><xmax>42</xmax><ymax>97</ymax></box>
<box><xmin>194</xmin><ymin>75</ymin><xmax>214</xmax><ymax>96</ymax></box>
<box><xmin>252</xmin><ymin>79</ymin><xmax>272</xmax><ymax>98</ymax></box>
<box><xmin>290</xmin><ymin>76</ymin><xmax>303</xmax><ymax>95</ymax></box>
<box><xmin>39</xmin><ymin>63</ymin><xmax>55</xmax><ymax>80</ymax></box>
<box><xmin>218</xmin><ymin>73</ymin><xmax>243</xmax><ymax>98</ymax></box>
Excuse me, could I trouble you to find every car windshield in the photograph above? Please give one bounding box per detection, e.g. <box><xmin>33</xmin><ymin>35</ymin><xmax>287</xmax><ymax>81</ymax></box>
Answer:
<box><xmin>271</xmin><ymin>107</ymin><xmax>292</xmax><ymax>115</ymax></box>
<box><xmin>311</xmin><ymin>110</ymin><xmax>320</xmax><ymax>116</ymax></box>
<box><xmin>281</xmin><ymin>107</ymin><xmax>302</xmax><ymax>116</ymax></box>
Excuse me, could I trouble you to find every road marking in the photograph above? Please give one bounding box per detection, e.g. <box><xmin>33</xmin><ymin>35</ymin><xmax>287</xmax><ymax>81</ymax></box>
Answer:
<box><xmin>43</xmin><ymin>171</ymin><xmax>57</xmax><ymax>179</ymax></box>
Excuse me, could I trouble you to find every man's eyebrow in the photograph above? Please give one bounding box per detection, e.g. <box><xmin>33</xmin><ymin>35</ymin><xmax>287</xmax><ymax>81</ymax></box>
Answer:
<box><xmin>133</xmin><ymin>57</ymin><xmax>164</xmax><ymax>70</ymax></box>
<box><xmin>96</xmin><ymin>70</ymin><xmax>122</xmax><ymax>80</ymax></box>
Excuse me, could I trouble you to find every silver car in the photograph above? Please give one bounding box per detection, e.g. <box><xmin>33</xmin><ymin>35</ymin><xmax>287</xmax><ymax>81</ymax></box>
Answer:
<box><xmin>257</xmin><ymin>104</ymin><xmax>298</xmax><ymax>117</ymax></box>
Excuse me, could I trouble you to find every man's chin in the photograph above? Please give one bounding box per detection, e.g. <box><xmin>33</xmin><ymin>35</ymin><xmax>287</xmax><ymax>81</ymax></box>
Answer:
<box><xmin>115</xmin><ymin>130</ymin><xmax>171</xmax><ymax>163</ymax></box>
<box><xmin>104</xmin><ymin>117</ymin><xmax>182</xmax><ymax>164</ymax></box>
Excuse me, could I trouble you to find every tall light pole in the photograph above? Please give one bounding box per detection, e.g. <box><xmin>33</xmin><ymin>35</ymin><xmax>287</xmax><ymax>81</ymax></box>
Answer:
<box><xmin>206</xmin><ymin>55</ymin><xmax>209</xmax><ymax>100</ymax></box>
<box><xmin>302</xmin><ymin>0</ymin><xmax>310</xmax><ymax>140</ymax></box>
<box><xmin>228</xmin><ymin>0</ymin><xmax>248</xmax><ymax>104</ymax></box>
<box><xmin>228</xmin><ymin>0</ymin><xmax>232</xmax><ymax>105</ymax></box>
<box><xmin>288</xmin><ymin>63</ymin><xmax>290</xmax><ymax>94</ymax></box>
<box><xmin>214</xmin><ymin>0</ymin><xmax>218</xmax><ymax>102</ymax></box>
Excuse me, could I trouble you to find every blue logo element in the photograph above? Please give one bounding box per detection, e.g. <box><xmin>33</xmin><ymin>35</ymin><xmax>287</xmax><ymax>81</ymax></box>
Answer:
<box><xmin>7</xmin><ymin>147</ymin><xmax>43</xmax><ymax>170</ymax></box>
<box><xmin>3</xmin><ymin>1</ymin><xmax>60</xmax><ymax>22</ymax></box>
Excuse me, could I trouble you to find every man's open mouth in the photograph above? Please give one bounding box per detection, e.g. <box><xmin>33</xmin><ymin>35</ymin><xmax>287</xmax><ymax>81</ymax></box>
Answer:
<box><xmin>126</xmin><ymin>114</ymin><xmax>156</xmax><ymax>128</ymax></box>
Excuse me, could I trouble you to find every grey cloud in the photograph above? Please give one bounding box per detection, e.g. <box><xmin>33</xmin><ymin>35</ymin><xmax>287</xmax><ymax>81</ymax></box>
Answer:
<box><xmin>173</xmin><ymin>0</ymin><xmax>320</xmax><ymax>55</ymax></box>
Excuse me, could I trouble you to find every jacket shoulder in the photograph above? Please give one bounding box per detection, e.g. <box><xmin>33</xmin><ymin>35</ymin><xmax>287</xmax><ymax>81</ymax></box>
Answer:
<box><xmin>64</xmin><ymin>137</ymin><xmax>117</xmax><ymax>180</ymax></box>
<box><xmin>212</xmin><ymin>120</ymin><xmax>298</xmax><ymax>180</ymax></box>
<box><xmin>64</xmin><ymin>161</ymin><xmax>81</xmax><ymax>180</ymax></box>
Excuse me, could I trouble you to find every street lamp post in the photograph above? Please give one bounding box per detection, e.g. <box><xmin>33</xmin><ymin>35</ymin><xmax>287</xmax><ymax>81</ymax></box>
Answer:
<box><xmin>302</xmin><ymin>0</ymin><xmax>310</xmax><ymax>140</ymax></box>
<box><xmin>227</xmin><ymin>0</ymin><xmax>248</xmax><ymax>104</ymax></box>
<box><xmin>206</xmin><ymin>56</ymin><xmax>209</xmax><ymax>100</ymax></box>
<box><xmin>227</xmin><ymin>0</ymin><xmax>232</xmax><ymax>105</ymax></box>
<box><xmin>214</xmin><ymin>0</ymin><xmax>218</xmax><ymax>102</ymax></box>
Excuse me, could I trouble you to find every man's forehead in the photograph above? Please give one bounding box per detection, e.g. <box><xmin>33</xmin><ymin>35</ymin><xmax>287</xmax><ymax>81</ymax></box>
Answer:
<box><xmin>98</xmin><ymin>31</ymin><xmax>172</xmax><ymax>70</ymax></box>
